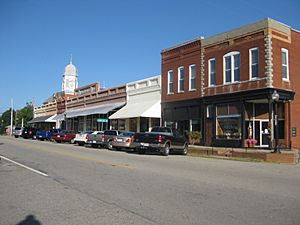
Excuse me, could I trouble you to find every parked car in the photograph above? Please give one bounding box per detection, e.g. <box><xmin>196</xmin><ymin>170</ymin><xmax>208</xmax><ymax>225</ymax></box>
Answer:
<box><xmin>21</xmin><ymin>127</ymin><xmax>37</xmax><ymax>139</ymax></box>
<box><xmin>86</xmin><ymin>131</ymin><xmax>104</xmax><ymax>148</ymax></box>
<box><xmin>52</xmin><ymin>130</ymin><xmax>76</xmax><ymax>143</ymax></box>
<box><xmin>133</xmin><ymin>127</ymin><xmax>188</xmax><ymax>156</ymax></box>
<box><xmin>112</xmin><ymin>132</ymin><xmax>136</xmax><ymax>151</ymax></box>
<box><xmin>13</xmin><ymin>127</ymin><xmax>23</xmax><ymax>138</ymax></box>
<box><xmin>74</xmin><ymin>131</ymin><xmax>94</xmax><ymax>146</ymax></box>
<box><xmin>102</xmin><ymin>130</ymin><xmax>124</xmax><ymax>150</ymax></box>
<box><xmin>36</xmin><ymin>129</ymin><xmax>61</xmax><ymax>141</ymax></box>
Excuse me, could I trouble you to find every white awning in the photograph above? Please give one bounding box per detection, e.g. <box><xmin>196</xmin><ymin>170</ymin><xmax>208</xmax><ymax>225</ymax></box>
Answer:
<box><xmin>66</xmin><ymin>102</ymin><xmax>125</xmax><ymax>118</ymax></box>
<box><xmin>45</xmin><ymin>114</ymin><xmax>57</xmax><ymax>122</ymax></box>
<box><xmin>109</xmin><ymin>100</ymin><xmax>161</xmax><ymax>119</ymax></box>
<box><xmin>28</xmin><ymin>115</ymin><xmax>55</xmax><ymax>124</ymax></box>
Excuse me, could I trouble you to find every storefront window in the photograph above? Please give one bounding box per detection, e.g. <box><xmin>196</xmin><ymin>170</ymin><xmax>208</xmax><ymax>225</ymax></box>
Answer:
<box><xmin>78</xmin><ymin>116</ymin><xmax>84</xmax><ymax>132</ymax></box>
<box><xmin>118</xmin><ymin>119</ymin><xmax>125</xmax><ymax>130</ymax></box>
<box><xmin>86</xmin><ymin>115</ymin><xmax>92</xmax><ymax>131</ymax></box>
<box><xmin>129</xmin><ymin>118</ymin><xmax>137</xmax><ymax>132</ymax></box>
<box><xmin>191</xmin><ymin>119</ymin><xmax>201</xmax><ymax>132</ymax></box>
<box><xmin>111</xmin><ymin>120</ymin><xmax>118</xmax><ymax>130</ymax></box>
<box><xmin>140</xmin><ymin>117</ymin><xmax>149</xmax><ymax>132</ymax></box>
<box><xmin>151</xmin><ymin>118</ymin><xmax>160</xmax><ymax>128</ymax></box>
<box><xmin>216</xmin><ymin>103</ymin><xmax>241</xmax><ymax>139</ymax></box>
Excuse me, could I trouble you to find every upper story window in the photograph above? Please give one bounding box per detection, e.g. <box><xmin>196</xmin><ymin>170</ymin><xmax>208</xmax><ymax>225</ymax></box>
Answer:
<box><xmin>249</xmin><ymin>48</ymin><xmax>259</xmax><ymax>79</ymax></box>
<box><xmin>189</xmin><ymin>64</ymin><xmax>196</xmax><ymax>91</ymax></box>
<box><xmin>167</xmin><ymin>70</ymin><xmax>174</xmax><ymax>94</ymax></box>
<box><xmin>208</xmin><ymin>58</ymin><xmax>216</xmax><ymax>86</ymax></box>
<box><xmin>178</xmin><ymin>66</ymin><xmax>184</xmax><ymax>92</ymax></box>
<box><xmin>223</xmin><ymin>51</ymin><xmax>240</xmax><ymax>84</ymax></box>
<box><xmin>282</xmin><ymin>48</ymin><xmax>289</xmax><ymax>81</ymax></box>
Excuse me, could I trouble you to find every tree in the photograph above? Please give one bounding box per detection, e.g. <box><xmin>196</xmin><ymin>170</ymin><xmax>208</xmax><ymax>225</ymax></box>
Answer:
<box><xmin>15</xmin><ymin>102</ymin><xmax>33</xmax><ymax>127</ymax></box>
<box><xmin>0</xmin><ymin>102</ymin><xmax>33</xmax><ymax>134</ymax></box>
<box><xmin>0</xmin><ymin>108</ymin><xmax>15</xmax><ymax>134</ymax></box>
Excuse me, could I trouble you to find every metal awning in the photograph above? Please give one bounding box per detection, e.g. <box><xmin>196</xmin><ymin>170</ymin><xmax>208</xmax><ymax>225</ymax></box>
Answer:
<box><xmin>52</xmin><ymin>114</ymin><xmax>65</xmax><ymax>121</ymax></box>
<box><xmin>28</xmin><ymin>115</ymin><xmax>55</xmax><ymax>124</ymax></box>
<box><xmin>66</xmin><ymin>102</ymin><xmax>125</xmax><ymax>118</ymax></box>
<box><xmin>109</xmin><ymin>100</ymin><xmax>161</xmax><ymax>119</ymax></box>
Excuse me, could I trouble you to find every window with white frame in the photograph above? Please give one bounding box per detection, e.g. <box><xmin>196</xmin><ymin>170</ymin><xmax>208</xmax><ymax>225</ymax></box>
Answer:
<box><xmin>167</xmin><ymin>70</ymin><xmax>174</xmax><ymax>94</ymax></box>
<box><xmin>249</xmin><ymin>48</ymin><xmax>259</xmax><ymax>79</ymax></box>
<box><xmin>223</xmin><ymin>52</ymin><xmax>240</xmax><ymax>84</ymax></box>
<box><xmin>189</xmin><ymin>64</ymin><xmax>196</xmax><ymax>90</ymax></box>
<box><xmin>208</xmin><ymin>58</ymin><xmax>216</xmax><ymax>86</ymax></box>
<box><xmin>282</xmin><ymin>48</ymin><xmax>289</xmax><ymax>80</ymax></box>
<box><xmin>178</xmin><ymin>66</ymin><xmax>184</xmax><ymax>92</ymax></box>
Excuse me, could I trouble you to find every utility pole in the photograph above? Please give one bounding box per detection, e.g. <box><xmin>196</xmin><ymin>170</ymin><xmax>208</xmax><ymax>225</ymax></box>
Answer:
<box><xmin>10</xmin><ymin>98</ymin><xmax>13</xmax><ymax>136</ymax></box>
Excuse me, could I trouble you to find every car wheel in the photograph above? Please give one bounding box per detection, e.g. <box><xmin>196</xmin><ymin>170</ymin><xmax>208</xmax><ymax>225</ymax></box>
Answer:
<box><xmin>182</xmin><ymin>144</ymin><xmax>188</xmax><ymax>155</ymax></box>
<box><xmin>56</xmin><ymin>140</ymin><xmax>61</xmax><ymax>143</ymax></box>
<box><xmin>91</xmin><ymin>144</ymin><xmax>98</xmax><ymax>148</ymax></box>
<box><xmin>137</xmin><ymin>148</ymin><xmax>145</xmax><ymax>154</ymax></box>
<box><xmin>14</xmin><ymin>135</ymin><xmax>18</xmax><ymax>138</ymax></box>
<box><xmin>78</xmin><ymin>142</ymin><xmax>84</xmax><ymax>146</ymax></box>
<box><xmin>107</xmin><ymin>141</ymin><xmax>113</xmax><ymax>150</ymax></box>
<box><xmin>162</xmin><ymin>144</ymin><xmax>170</xmax><ymax>156</ymax></box>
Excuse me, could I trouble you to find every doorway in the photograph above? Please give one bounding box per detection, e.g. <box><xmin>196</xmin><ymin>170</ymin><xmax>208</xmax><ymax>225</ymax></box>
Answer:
<box><xmin>254</xmin><ymin>120</ymin><xmax>269</xmax><ymax>147</ymax></box>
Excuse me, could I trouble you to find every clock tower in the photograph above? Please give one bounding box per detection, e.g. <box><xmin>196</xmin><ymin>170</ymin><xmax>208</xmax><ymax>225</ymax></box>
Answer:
<box><xmin>62</xmin><ymin>55</ymin><xmax>78</xmax><ymax>94</ymax></box>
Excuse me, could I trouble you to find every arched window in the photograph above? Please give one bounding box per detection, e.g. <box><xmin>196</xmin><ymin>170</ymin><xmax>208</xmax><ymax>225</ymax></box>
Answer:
<box><xmin>223</xmin><ymin>51</ymin><xmax>240</xmax><ymax>84</ymax></box>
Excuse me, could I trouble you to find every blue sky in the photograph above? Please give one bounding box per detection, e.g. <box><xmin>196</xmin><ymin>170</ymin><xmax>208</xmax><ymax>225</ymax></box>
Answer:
<box><xmin>0</xmin><ymin>0</ymin><xmax>299</xmax><ymax>112</ymax></box>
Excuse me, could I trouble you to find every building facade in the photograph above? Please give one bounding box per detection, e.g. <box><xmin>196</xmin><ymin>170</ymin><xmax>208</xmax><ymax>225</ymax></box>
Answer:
<box><xmin>161</xmin><ymin>38</ymin><xmax>203</xmax><ymax>137</ymax></box>
<box><xmin>109</xmin><ymin>75</ymin><xmax>161</xmax><ymax>132</ymax></box>
<box><xmin>162</xmin><ymin>18</ymin><xmax>300</xmax><ymax>150</ymax></box>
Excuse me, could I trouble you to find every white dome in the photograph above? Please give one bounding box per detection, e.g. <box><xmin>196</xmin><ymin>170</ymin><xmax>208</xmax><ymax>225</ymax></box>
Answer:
<box><xmin>64</xmin><ymin>63</ymin><xmax>77</xmax><ymax>75</ymax></box>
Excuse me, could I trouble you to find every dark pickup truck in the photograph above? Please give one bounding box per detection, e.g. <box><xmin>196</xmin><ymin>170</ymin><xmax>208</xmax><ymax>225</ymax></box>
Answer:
<box><xmin>133</xmin><ymin>127</ymin><xmax>188</xmax><ymax>156</ymax></box>
<box><xmin>36</xmin><ymin>129</ymin><xmax>61</xmax><ymax>141</ymax></box>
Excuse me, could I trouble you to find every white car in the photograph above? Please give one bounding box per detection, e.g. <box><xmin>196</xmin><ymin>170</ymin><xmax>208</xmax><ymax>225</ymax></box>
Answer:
<box><xmin>73</xmin><ymin>131</ymin><xmax>94</xmax><ymax>146</ymax></box>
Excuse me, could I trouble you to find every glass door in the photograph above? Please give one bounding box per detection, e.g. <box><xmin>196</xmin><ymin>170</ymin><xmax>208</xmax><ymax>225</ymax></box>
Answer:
<box><xmin>260</xmin><ymin>120</ymin><xmax>269</xmax><ymax>147</ymax></box>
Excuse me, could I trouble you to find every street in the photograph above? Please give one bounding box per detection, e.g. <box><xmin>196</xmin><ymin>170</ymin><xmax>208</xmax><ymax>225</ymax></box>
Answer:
<box><xmin>0</xmin><ymin>136</ymin><xmax>299</xmax><ymax>225</ymax></box>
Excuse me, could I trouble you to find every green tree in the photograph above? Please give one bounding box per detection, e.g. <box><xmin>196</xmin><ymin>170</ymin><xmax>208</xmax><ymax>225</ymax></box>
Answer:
<box><xmin>15</xmin><ymin>102</ymin><xmax>33</xmax><ymax>127</ymax></box>
<box><xmin>0</xmin><ymin>108</ymin><xmax>15</xmax><ymax>134</ymax></box>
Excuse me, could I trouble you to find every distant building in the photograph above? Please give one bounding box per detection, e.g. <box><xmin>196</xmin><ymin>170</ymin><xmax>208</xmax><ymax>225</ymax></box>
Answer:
<box><xmin>62</xmin><ymin>56</ymin><xmax>78</xmax><ymax>95</ymax></box>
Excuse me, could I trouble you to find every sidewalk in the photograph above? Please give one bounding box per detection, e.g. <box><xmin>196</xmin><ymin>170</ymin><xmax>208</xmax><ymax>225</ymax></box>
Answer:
<box><xmin>188</xmin><ymin>145</ymin><xmax>300</xmax><ymax>164</ymax></box>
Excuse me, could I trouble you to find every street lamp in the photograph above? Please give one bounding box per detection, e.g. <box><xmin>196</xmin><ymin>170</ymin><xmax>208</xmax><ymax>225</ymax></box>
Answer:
<box><xmin>272</xmin><ymin>90</ymin><xmax>280</xmax><ymax>153</ymax></box>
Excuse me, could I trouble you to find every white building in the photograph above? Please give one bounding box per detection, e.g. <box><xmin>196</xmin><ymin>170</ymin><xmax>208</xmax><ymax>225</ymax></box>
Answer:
<box><xmin>109</xmin><ymin>75</ymin><xmax>161</xmax><ymax>132</ymax></box>
<box><xmin>62</xmin><ymin>56</ymin><xmax>78</xmax><ymax>94</ymax></box>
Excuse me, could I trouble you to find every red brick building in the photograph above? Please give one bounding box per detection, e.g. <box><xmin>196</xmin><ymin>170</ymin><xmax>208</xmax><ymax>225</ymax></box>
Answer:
<box><xmin>161</xmin><ymin>18</ymin><xmax>300</xmax><ymax>150</ymax></box>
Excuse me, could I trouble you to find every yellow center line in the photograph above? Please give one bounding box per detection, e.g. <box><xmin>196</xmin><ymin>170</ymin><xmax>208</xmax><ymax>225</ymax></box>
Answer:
<box><xmin>2</xmin><ymin>138</ymin><xmax>134</xmax><ymax>169</ymax></box>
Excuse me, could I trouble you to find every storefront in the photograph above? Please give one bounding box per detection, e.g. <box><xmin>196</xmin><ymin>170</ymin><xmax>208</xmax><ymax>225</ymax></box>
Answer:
<box><xmin>162</xmin><ymin>99</ymin><xmax>202</xmax><ymax>138</ymax></box>
<box><xmin>54</xmin><ymin>102</ymin><xmax>125</xmax><ymax>132</ymax></box>
<box><xmin>203</xmin><ymin>89</ymin><xmax>294</xmax><ymax>149</ymax></box>
<box><xmin>109</xmin><ymin>75</ymin><xmax>161</xmax><ymax>132</ymax></box>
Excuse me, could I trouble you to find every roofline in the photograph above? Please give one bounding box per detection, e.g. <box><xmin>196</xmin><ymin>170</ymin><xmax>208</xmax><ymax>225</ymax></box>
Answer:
<box><xmin>161</xmin><ymin>36</ymin><xmax>204</xmax><ymax>53</ymax></box>
<box><xmin>202</xmin><ymin>18</ymin><xmax>293</xmax><ymax>47</ymax></box>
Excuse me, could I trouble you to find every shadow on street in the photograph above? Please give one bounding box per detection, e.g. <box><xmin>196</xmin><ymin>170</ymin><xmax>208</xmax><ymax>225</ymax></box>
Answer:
<box><xmin>16</xmin><ymin>215</ymin><xmax>42</xmax><ymax>225</ymax></box>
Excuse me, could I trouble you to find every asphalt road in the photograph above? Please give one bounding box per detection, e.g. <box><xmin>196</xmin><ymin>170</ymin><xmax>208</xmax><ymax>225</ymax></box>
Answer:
<box><xmin>0</xmin><ymin>136</ymin><xmax>299</xmax><ymax>225</ymax></box>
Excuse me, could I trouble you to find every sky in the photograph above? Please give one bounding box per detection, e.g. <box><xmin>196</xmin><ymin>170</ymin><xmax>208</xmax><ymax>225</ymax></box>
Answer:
<box><xmin>0</xmin><ymin>0</ymin><xmax>299</xmax><ymax>113</ymax></box>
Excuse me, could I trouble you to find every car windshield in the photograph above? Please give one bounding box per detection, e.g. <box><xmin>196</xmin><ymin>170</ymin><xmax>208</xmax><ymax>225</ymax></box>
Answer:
<box><xmin>14</xmin><ymin>127</ymin><xmax>22</xmax><ymax>130</ymax></box>
<box><xmin>119</xmin><ymin>132</ymin><xmax>134</xmax><ymax>137</ymax></box>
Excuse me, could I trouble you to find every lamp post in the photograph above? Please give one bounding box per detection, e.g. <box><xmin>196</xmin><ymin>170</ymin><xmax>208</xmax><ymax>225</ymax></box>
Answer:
<box><xmin>272</xmin><ymin>90</ymin><xmax>280</xmax><ymax>153</ymax></box>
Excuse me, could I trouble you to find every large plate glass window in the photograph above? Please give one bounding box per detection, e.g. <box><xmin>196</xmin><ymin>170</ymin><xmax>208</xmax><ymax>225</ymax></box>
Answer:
<box><xmin>249</xmin><ymin>47</ymin><xmax>259</xmax><ymax>79</ymax></box>
<box><xmin>189</xmin><ymin>64</ymin><xmax>196</xmax><ymax>90</ymax></box>
<box><xmin>178</xmin><ymin>66</ymin><xmax>184</xmax><ymax>92</ymax></box>
<box><xmin>223</xmin><ymin>52</ymin><xmax>240</xmax><ymax>84</ymax></box>
<box><xmin>216</xmin><ymin>103</ymin><xmax>241</xmax><ymax>139</ymax></box>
